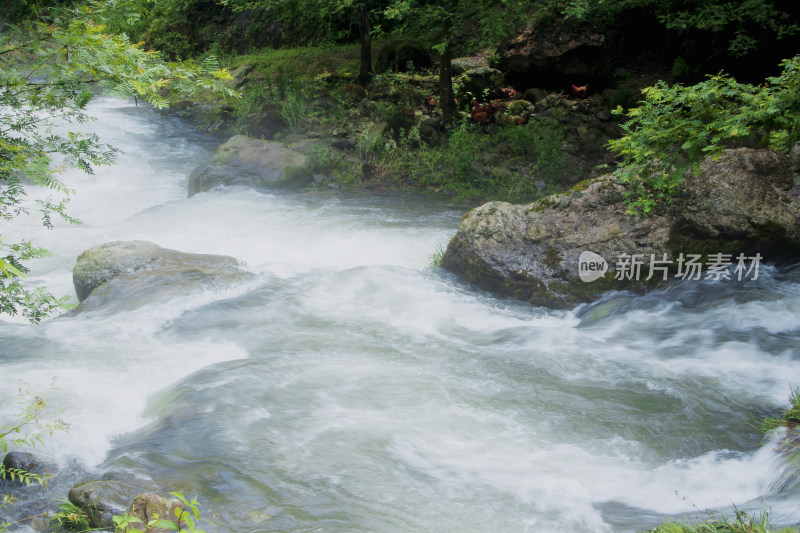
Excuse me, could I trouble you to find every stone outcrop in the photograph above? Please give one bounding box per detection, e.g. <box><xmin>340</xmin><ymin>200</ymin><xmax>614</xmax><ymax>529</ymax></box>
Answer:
<box><xmin>69</xmin><ymin>480</ymin><xmax>138</xmax><ymax>529</ymax></box>
<box><xmin>495</xmin><ymin>18</ymin><xmax>606</xmax><ymax>87</ymax></box>
<box><xmin>188</xmin><ymin>135</ymin><xmax>312</xmax><ymax>196</ymax></box>
<box><xmin>72</xmin><ymin>241</ymin><xmax>253</xmax><ymax>310</ymax></box>
<box><xmin>441</xmin><ymin>149</ymin><xmax>800</xmax><ymax>308</ymax></box>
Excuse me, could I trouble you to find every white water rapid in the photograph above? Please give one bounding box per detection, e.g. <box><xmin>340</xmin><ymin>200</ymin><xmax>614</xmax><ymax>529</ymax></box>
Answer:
<box><xmin>1</xmin><ymin>97</ymin><xmax>799</xmax><ymax>532</ymax></box>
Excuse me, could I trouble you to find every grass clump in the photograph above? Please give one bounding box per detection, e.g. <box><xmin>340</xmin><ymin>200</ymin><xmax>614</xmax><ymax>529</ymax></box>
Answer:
<box><xmin>356</xmin><ymin>111</ymin><xmax>568</xmax><ymax>201</ymax></box>
<box><xmin>427</xmin><ymin>243</ymin><xmax>446</xmax><ymax>269</ymax></box>
<box><xmin>758</xmin><ymin>387</ymin><xmax>800</xmax><ymax>433</ymax></box>
<box><xmin>49</xmin><ymin>498</ymin><xmax>91</xmax><ymax>531</ymax></box>
<box><xmin>644</xmin><ymin>507</ymin><xmax>798</xmax><ymax>533</ymax></box>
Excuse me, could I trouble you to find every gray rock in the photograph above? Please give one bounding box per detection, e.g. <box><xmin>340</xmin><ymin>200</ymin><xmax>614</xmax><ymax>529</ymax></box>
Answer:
<box><xmin>452</xmin><ymin>58</ymin><xmax>481</xmax><ymax>74</ymax></box>
<box><xmin>791</xmin><ymin>143</ymin><xmax>800</xmax><ymax>176</ymax></box>
<box><xmin>68</xmin><ymin>480</ymin><xmax>134</xmax><ymax>529</ymax></box>
<box><xmin>441</xmin><ymin>148</ymin><xmax>800</xmax><ymax>308</ymax></box>
<box><xmin>523</xmin><ymin>88</ymin><xmax>550</xmax><ymax>105</ymax></box>
<box><xmin>331</xmin><ymin>138</ymin><xmax>356</xmax><ymax>151</ymax></box>
<box><xmin>71</xmin><ymin>241</ymin><xmax>253</xmax><ymax>307</ymax></box>
<box><xmin>227</xmin><ymin>62</ymin><xmax>255</xmax><ymax>89</ymax></box>
<box><xmin>188</xmin><ymin>135</ymin><xmax>312</xmax><ymax>196</ymax></box>
<box><xmin>287</xmin><ymin>138</ymin><xmax>337</xmax><ymax>158</ymax></box>
<box><xmin>125</xmin><ymin>493</ymin><xmax>184</xmax><ymax>533</ymax></box>
<box><xmin>2</xmin><ymin>452</ymin><xmax>45</xmax><ymax>479</ymax></box>
<box><xmin>460</xmin><ymin>67</ymin><xmax>505</xmax><ymax>96</ymax></box>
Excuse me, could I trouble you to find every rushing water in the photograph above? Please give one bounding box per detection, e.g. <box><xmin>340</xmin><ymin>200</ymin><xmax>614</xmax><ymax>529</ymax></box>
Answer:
<box><xmin>1</xmin><ymin>98</ymin><xmax>800</xmax><ymax>532</ymax></box>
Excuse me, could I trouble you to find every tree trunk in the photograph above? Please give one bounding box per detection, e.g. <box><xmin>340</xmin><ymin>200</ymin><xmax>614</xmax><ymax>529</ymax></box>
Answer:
<box><xmin>358</xmin><ymin>4</ymin><xmax>373</xmax><ymax>87</ymax></box>
<box><xmin>439</xmin><ymin>33</ymin><xmax>455</xmax><ymax>123</ymax></box>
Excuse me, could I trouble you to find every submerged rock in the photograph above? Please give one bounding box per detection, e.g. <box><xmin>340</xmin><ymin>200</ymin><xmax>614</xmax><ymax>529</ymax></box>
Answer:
<box><xmin>188</xmin><ymin>135</ymin><xmax>312</xmax><ymax>196</ymax></box>
<box><xmin>441</xmin><ymin>148</ymin><xmax>800</xmax><ymax>308</ymax></box>
<box><xmin>71</xmin><ymin>241</ymin><xmax>253</xmax><ymax>310</ymax></box>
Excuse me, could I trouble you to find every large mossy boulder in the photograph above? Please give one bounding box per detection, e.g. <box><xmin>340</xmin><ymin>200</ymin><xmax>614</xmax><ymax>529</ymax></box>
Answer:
<box><xmin>441</xmin><ymin>148</ymin><xmax>800</xmax><ymax>308</ymax></box>
<box><xmin>72</xmin><ymin>241</ymin><xmax>253</xmax><ymax>311</ymax></box>
<box><xmin>188</xmin><ymin>135</ymin><xmax>312</xmax><ymax>196</ymax></box>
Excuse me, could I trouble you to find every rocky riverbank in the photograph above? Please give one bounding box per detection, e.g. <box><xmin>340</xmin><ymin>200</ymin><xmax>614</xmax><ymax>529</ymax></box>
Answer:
<box><xmin>440</xmin><ymin>147</ymin><xmax>800</xmax><ymax>307</ymax></box>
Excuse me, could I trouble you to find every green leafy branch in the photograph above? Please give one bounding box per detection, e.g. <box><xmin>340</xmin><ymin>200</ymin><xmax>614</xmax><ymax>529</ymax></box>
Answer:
<box><xmin>608</xmin><ymin>55</ymin><xmax>800</xmax><ymax>216</ymax></box>
<box><xmin>0</xmin><ymin>380</ymin><xmax>68</xmax><ymax>533</ymax></box>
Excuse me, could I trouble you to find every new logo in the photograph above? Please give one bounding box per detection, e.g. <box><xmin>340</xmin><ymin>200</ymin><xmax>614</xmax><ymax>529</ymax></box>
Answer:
<box><xmin>578</xmin><ymin>251</ymin><xmax>608</xmax><ymax>282</ymax></box>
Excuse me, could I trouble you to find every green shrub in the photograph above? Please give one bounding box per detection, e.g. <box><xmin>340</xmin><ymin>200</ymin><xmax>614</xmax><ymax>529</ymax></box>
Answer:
<box><xmin>609</xmin><ymin>55</ymin><xmax>800</xmax><ymax>216</ymax></box>
<box><xmin>279</xmin><ymin>89</ymin><xmax>312</xmax><ymax>132</ymax></box>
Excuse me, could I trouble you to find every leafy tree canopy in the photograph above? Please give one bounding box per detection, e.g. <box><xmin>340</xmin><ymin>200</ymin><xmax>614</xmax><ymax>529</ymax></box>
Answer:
<box><xmin>0</xmin><ymin>5</ymin><xmax>237</xmax><ymax>322</ymax></box>
<box><xmin>549</xmin><ymin>0</ymin><xmax>798</xmax><ymax>58</ymax></box>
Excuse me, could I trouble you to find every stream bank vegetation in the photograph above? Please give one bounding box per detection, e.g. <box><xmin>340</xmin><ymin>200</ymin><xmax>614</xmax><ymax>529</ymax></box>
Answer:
<box><xmin>610</xmin><ymin>56</ymin><xmax>800</xmax><ymax>216</ymax></box>
<box><xmin>644</xmin><ymin>506</ymin><xmax>798</xmax><ymax>533</ymax></box>
<box><xmin>1</xmin><ymin>381</ymin><xmax>66</xmax><ymax>532</ymax></box>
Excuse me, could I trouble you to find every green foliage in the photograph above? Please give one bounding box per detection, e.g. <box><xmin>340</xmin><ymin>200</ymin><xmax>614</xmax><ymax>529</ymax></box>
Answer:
<box><xmin>757</xmin><ymin>387</ymin><xmax>800</xmax><ymax>433</ymax></box>
<box><xmin>643</xmin><ymin>505</ymin><xmax>798</xmax><ymax>533</ymax></box>
<box><xmin>0</xmin><ymin>381</ymin><xmax>68</xmax><ymax>533</ymax></box>
<box><xmin>367</xmin><ymin>110</ymin><xmax>566</xmax><ymax>200</ymax></box>
<box><xmin>49</xmin><ymin>498</ymin><xmax>92</xmax><ymax>531</ymax></box>
<box><xmin>548</xmin><ymin>0</ymin><xmax>798</xmax><ymax>58</ymax></box>
<box><xmin>279</xmin><ymin>90</ymin><xmax>313</xmax><ymax>132</ymax></box>
<box><xmin>426</xmin><ymin>243</ymin><xmax>446</xmax><ymax>268</ymax></box>
<box><xmin>113</xmin><ymin>492</ymin><xmax>206</xmax><ymax>533</ymax></box>
<box><xmin>235</xmin><ymin>45</ymin><xmax>360</xmax><ymax>84</ymax></box>
<box><xmin>608</xmin><ymin>55</ymin><xmax>800</xmax><ymax>216</ymax></box>
<box><xmin>385</xmin><ymin>0</ymin><xmax>533</xmax><ymax>54</ymax></box>
<box><xmin>0</xmin><ymin>6</ymin><xmax>236</xmax><ymax>322</ymax></box>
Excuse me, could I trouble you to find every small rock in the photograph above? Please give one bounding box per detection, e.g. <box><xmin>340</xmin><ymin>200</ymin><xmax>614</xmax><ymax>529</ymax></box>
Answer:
<box><xmin>2</xmin><ymin>452</ymin><xmax>46</xmax><ymax>479</ymax></box>
<box><xmin>523</xmin><ymin>88</ymin><xmax>549</xmax><ymax>104</ymax></box>
<box><xmin>126</xmin><ymin>493</ymin><xmax>183</xmax><ymax>533</ymax></box>
<box><xmin>331</xmin><ymin>138</ymin><xmax>356</xmax><ymax>151</ymax></box>
<box><xmin>595</xmin><ymin>109</ymin><xmax>612</xmax><ymax>121</ymax></box>
<box><xmin>460</xmin><ymin>67</ymin><xmax>505</xmax><ymax>96</ymax></box>
<box><xmin>452</xmin><ymin>58</ymin><xmax>481</xmax><ymax>74</ymax></box>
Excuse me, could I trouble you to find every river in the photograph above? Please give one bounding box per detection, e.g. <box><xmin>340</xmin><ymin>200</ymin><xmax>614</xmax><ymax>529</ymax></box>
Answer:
<box><xmin>1</xmin><ymin>97</ymin><xmax>799</xmax><ymax>532</ymax></box>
